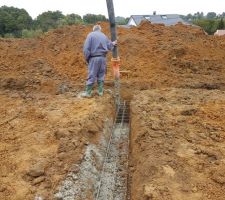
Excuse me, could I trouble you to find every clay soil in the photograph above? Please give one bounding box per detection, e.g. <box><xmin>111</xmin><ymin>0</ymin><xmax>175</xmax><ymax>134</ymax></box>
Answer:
<box><xmin>130</xmin><ymin>89</ymin><xmax>225</xmax><ymax>200</ymax></box>
<box><xmin>0</xmin><ymin>21</ymin><xmax>225</xmax><ymax>199</ymax></box>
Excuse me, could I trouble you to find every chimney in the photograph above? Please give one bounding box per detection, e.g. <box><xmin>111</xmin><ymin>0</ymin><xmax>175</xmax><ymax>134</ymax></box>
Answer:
<box><xmin>153</xmin><ymin>11</ymin><xmax>156</xmax><ymax>15</ymax></box>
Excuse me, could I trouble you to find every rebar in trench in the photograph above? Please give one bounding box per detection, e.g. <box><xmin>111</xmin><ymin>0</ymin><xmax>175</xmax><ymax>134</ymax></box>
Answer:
<box><xmin>95</xmin><ymin>100</ymin><xmax>130</xmax><ymax>200</ymax></box>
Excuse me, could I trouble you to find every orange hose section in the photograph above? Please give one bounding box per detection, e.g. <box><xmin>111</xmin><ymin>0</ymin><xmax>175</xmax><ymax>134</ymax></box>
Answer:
<box><xmin>111</xmin><ymin>57</ymin><xmax>120</xmax><ymax>79</ymax></box>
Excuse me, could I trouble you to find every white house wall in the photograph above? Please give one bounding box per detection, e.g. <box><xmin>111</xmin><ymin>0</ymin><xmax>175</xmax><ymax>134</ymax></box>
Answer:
<box><xmin>127</xmin><ymin>18</ymin><xmax>137</xmax><ymax>26</ymax></box>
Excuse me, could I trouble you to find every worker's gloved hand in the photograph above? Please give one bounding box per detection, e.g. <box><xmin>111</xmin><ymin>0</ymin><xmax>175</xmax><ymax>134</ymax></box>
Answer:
<box><xmin>112</xmin><ymin>40</ymin><xmax>117</xmax><ymax>46</ymax></box>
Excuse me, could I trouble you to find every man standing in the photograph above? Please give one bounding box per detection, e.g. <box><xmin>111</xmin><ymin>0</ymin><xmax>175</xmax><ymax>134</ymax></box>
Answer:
<box><xmin>82</xmin><ymin>24</ymin><xmax>117</xmax><ymax>97</ymax></box>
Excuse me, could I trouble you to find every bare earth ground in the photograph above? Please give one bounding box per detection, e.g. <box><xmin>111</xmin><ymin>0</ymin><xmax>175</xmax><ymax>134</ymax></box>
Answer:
<box><xmin>130</xmin><ymin>88</ymin><xmax>225</xmax><ymax>200</ymax></box>
<box><xmin>0</xmin><ymin>90</ymin><xmax>113</xmax><ymax>199</ymax></box>
<box><xmin>0</xmin><ymin>21</ymin><xmax>225</xmax><ymax>199</ymax></box>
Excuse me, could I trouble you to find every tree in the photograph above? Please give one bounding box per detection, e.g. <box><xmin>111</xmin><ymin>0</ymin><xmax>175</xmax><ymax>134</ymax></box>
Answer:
<box><xmin>83</xmin><ymin>14</ymin><xmax>107</xmax><ymax>24</ymax></box>
<box><xmin>185</xmin><ymin>13</ymin><xmax>193</xmax><ymax>21</ymax></box>
<box><xmin>221</xmin><ymin>12</ymin><xmax>225</xmax><ymax>17</ymax></box>
<box><xmin>181</xmin><ymin>13</ymin><xmax>204</xmax><ymax>21</ymax></box>
<box><xmin>65</xmin><ymin>14</ymin><xmax>82</xmax><ymax>25</ymax></box>
<box><xmin>57</xmin><ymin>14</ymin><xmax>82</xmax><ymax>27</ymax></box>
<box><xmin>0</xmin><ymin>6</ymin><xmax>32</xmax><ymax>37</ymax></box>
<box><xmin>193</xmin><ymin>19</ymin><xmax>218</xmax><ymax>35</ymax></box>
<box><xmin>217</xmin><ymin>18</ymin><xmax>225</xmax><ymax>29</ymax></box>
<box><xmin>34</xmin><ymin>11</ymin><xmax>64</xmax><ymax>31</ymax></box>
<box><xmin>206</xmin><ymin>12</ymin><xmax>217</xmax><ymax>19</ymax></box>
<box><xmin>115</xmin><ymin>16</ymin><xmax>129</xmax><ymax>25</ymax></box>
<box><xmin>193</xmin><ymin>12</ymin><xmax>204</xmax><ymax>19</ymax></box>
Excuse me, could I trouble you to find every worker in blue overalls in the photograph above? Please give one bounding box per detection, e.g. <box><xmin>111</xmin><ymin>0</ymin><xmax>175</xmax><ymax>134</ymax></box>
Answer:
<box><xmin>82</xmin><ymin>24</ymin><xmax>117</xmax><ymax>97</ymax></box>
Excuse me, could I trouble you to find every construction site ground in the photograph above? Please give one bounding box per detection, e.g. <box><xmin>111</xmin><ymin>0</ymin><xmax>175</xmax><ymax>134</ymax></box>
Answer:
<box><xmin>1</xmin><ymin>21</ymin><xmax>225</xmax><ymax>199</ymax></box>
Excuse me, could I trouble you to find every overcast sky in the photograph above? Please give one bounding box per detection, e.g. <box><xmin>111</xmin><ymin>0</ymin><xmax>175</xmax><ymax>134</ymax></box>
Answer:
<box><xmin>0</xmin><ymin>0</ymin><xmax>224</xmax><ymax>19</ymax></box>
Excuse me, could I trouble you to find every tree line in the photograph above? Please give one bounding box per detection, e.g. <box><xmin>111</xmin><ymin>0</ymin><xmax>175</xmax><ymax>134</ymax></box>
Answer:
<box><xmin>0</xmin><ymin>6</ymin><xmax>224</xmax><ymax>38</ymax></box>
<box><xmin>0</xmin><ymin>6</ymin><xmax>129</xmax><ymax>38</ymax></box>
<box><xmin>181</xmin><ymin>12</ymin><xmax>225</xmax><ymax>35</ymax></box>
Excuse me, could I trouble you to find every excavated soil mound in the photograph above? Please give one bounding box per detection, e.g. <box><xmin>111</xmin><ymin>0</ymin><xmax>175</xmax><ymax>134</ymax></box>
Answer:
<box><xmin>1</xmin><ymin>21</ymin><xmax>225</xmax><ymax>93</ymax></box>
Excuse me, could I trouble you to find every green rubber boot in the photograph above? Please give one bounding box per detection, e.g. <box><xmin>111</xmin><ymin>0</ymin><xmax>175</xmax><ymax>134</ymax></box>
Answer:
<box><xmin>98</xmin><ymin>81</ymin><xmax>104</xmax><ymax>96</ymax></box>
<box><xmin>81</xmin><ymin>85</ymin><xmax>93</xmax><ymax>98</ymax></box>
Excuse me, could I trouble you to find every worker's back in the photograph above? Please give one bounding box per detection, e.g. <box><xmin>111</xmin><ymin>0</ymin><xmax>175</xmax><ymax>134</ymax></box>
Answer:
<box><xmin>84</xmin><ymin>30</ymin><xmax>113</xmax><ymax>57</ymax></box>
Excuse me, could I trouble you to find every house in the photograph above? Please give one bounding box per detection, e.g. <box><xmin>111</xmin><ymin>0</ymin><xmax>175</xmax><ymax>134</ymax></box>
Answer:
<box><xmin>214</xmin><ymin>30</ymin><xmax>225</xmax><ymax>36</ymax></box>
<box><xmin>127</xmin><ymin>14</ymin><xmax>188</xmax><ymax>26</ymax></box>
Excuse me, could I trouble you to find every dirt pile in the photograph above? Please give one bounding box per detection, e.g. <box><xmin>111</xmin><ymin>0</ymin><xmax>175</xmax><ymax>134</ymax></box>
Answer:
<box><xmin>1</xmin><ymin>21</ymin><xmax>225</xmax><ymax>93</ymax></box>
<box><xmin>120</xmin><ymin>21</ymin><xmax>225</xmax><ymax>89</ymax></box>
